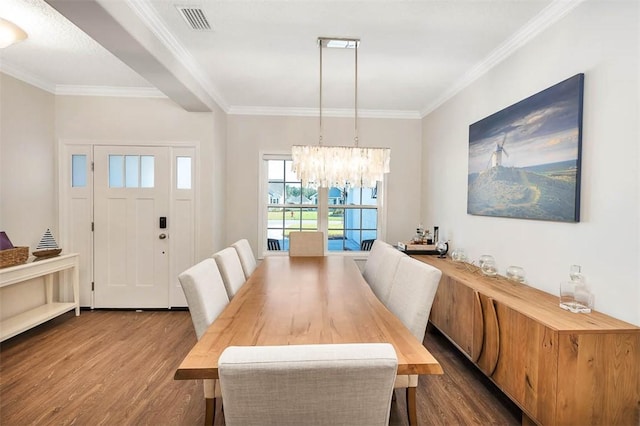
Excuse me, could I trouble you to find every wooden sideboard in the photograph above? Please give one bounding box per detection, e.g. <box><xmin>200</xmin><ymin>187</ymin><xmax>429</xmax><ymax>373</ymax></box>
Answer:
<box><xmin>414</xmin><ymin>255</ymin><xmax>640</xmax><ymax>426</ymax></box>
<box><xmin>0</xmin><ymin>253</ymin><xmax>80</xmax><ymax>342</ymax></box>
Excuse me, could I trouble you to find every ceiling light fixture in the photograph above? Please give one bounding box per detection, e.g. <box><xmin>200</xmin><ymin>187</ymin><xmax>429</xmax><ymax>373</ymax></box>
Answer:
<box><xmin>0</xmin><ymin>17</ymin><xmax>28</xmax><ymax>49</ymax></box>
<box><xmin>291</xmin><ymin>37</ymin><xmax>390</xmax><ymax>188</ymax></box>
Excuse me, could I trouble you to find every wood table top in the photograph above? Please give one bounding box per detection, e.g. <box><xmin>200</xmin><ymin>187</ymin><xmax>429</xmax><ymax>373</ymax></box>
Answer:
<box><xmin>175</xmin><ymin>256</ymin><xmax>443</xmax><ymax>380</ymax></box>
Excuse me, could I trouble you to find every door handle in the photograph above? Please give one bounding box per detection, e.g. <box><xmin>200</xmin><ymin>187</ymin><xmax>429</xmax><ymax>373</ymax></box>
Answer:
<box><xmin>159</xmin><ymin>233</ymin><xmax>167</xmax><ymax>240</ymax></box>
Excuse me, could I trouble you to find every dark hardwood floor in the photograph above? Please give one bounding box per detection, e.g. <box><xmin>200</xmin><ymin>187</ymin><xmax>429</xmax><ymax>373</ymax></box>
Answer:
<box><xmin>0</xmin><ymin>310</ymin><xmax>521</xmax><ymax>425</ymax></box>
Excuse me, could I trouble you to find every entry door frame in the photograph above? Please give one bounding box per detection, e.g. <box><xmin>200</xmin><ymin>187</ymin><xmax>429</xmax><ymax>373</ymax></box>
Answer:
<box><xmin>58</xmin><ymin>139</ymin><xmax>200</xmax><ymax>309</ymax></box>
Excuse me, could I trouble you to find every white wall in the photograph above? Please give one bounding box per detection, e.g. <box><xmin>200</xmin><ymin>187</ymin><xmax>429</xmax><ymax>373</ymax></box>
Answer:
<box><xmin>421</xmin><ymin>0</ymin><xmax>639</xmax><ymax>325</ymax></box>
<box><xmin>0</xmin><ymin>74</ymin><xmax>56</xmax><ymax>318</ymax></box>
<box><xmin>1</xmin><ymin>74</ymin><xmax>56</xmax><ymax>250</ymax></box>
<box><xmin>226</xmin><ymin>115</ymin><xmax>422</xmax><ymax>255</ymax></box>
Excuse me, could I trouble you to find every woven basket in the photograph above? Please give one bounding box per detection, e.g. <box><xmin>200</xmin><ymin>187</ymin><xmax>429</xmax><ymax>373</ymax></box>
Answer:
<box><xmin>0</xmin><ymin>247</ymin><xmax>29</xmax><ymax>268</ymax></box>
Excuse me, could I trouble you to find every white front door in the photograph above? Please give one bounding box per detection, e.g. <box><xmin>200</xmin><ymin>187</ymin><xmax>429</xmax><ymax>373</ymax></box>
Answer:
<box><xmin>93</xmin><ymin>146</ymin><xmax>170</xmax><ymax>308</ymax></box>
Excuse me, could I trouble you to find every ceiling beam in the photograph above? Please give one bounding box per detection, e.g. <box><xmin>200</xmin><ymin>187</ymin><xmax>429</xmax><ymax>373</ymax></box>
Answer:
<box><xmin>44</xmin><ymin>0</ymin><xmax>216</xmax><ymax>112</ymax></box>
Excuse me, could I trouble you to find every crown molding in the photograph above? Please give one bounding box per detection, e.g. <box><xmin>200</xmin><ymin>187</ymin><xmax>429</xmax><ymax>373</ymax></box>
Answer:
<box><xmin>55</xmin><ymin>85</ymin><xmax>166</xmax><ymax>98</ymax></box>
<box><xmin>228</xmin><ymin>106</ymin><xmax>421</xmax><ymax>120</ymax></box>
<box><xmin>0</xmin><ymin>60</ymin><xmax>56</xmax><ymax>93</ymax></box>
<box><xmin>420</xmin><ymin>0</ymin><xmax>587</xmax><ymax>118</ymax></box>
<box><xmin>0</xmin><ymin>61</ymin><xmax>166</xmax><ymax>98</ymax></box>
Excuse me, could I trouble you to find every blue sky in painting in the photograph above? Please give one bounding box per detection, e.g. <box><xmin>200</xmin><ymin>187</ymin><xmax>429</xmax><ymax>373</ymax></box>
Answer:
<box><xmin>468</xmin><ymin>74</ymin><xmax>583</xmax><ymax>174</ymax></box>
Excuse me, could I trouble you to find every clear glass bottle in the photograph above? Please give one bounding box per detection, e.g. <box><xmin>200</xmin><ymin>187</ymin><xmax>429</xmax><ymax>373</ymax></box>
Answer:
<box><xmin>560</xmin><ymin>265</ymin><xmax>593</xmax><ymax>313</ymax></box>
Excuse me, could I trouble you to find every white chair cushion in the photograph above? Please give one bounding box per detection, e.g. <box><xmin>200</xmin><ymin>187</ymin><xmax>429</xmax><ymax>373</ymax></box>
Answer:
<box><xmin>213</xmin><ymin>247</ymin><xmax>246</xmax><ymax>299</ymax></box>
<box><xmin>178</xmin><ymin>258</ymin><xmax>230</xmax><ymax>339</ymax></box>
<box><xmin>218</xmin><ymin>343</ymin><xmax>398</xmax><ymax>426</ymax></box>
<box><xmin>362</xmin><ymin>240</ymin><xmax>392</xmax><ymax>285</ymax></box>
<box><xmin>386</xmin><ymin>256</ymin><xmax>442</xmax><ymax>342</ymax></box>
<box><xmin>231</xmin><ymin>238</ymin><xmax>257</xmax><ymax>279</ymax></box>
<box><xmin>368</xmin><ymin>245</ymin><xmax>406</xmax><ymax>304</ymax></box>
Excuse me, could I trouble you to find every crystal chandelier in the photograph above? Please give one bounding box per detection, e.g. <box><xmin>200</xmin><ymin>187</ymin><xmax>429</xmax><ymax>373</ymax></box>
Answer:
<box><xmin>291</xmin><ymin>37</ymin><xmax>390</xmax><ymax>188</ymax></box>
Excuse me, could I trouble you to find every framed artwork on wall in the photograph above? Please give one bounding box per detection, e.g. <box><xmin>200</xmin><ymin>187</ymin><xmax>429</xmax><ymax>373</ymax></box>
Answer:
<box><xmin>467</xmin><ymin>73</ymin><xmax>584</xmax><ymax>222</ymax></box>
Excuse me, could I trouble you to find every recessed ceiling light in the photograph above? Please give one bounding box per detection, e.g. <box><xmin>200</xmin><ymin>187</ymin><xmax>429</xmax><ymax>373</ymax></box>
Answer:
<box><xmin>318</xmin><ymin>37</ymin><xmax>360</xmax><ymax>49</ymax></box>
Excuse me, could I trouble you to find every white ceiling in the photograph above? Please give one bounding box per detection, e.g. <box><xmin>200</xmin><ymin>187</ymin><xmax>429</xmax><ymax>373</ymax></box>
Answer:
<box><xmin>0</xmin><ymin>0</ymin><xmax>584</xmax><ymax>118</ymax></box>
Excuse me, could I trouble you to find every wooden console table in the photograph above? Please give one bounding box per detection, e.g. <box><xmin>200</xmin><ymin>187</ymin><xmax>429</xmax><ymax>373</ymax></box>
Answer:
<box><xmin>0</xmin><ymin>253</ymin><xmax>80</xmax><ymax>342</ymax></box>
<box><xmin>414</xmin><ymin>255</ymin><xmax>640</xmax><ymax>426</ymax></box>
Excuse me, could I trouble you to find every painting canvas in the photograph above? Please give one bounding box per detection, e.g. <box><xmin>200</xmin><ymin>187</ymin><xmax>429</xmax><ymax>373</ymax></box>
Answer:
<box><xmin>467</xmin><ymin>74</ymin><xmax>584</xmax><ymax>222</ymax></box>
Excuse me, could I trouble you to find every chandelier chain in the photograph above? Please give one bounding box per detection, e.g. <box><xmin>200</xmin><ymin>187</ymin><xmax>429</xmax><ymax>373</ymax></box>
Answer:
<box><xmin>319</xmin><ymin>39</ymin><xmax>323</xmax><ymax>146</ymax></box>
<box><xmin>354</xmin><ymin>41</ymin><xmax>359</xmax><ymax>147</ymax></box>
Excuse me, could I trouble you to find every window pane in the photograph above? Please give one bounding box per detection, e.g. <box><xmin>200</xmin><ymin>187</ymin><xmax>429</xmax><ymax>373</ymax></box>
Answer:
<box><xmin>348</xmin><ymin>188</ymin><xmax>362</xmax><ymax>204</ymax></box>
<box><xmin>125</xmin><ymin>155</ymin><xmax>139</xmax><ymax>188</ymax></box>
<box><xmin>267</xmin><ymin>207</ymin><xmax>284</xmax><ymax>226</ymax></box>
<box><xmin>140</xmin><ymin>156</ymin><xmax>154</xmax><ymax>188</ymax></box>
<box><xmin>109</xmin><ymin>155</ymin><xmax>124</xmax><ymax>188</ymax></box>
<box><xmin>176</xmin><ymin>157</ymin><xmax>192</xmax><ymax>189</ymax></box>
<box><xmin>329</xmin><ymin>187</ymin><xmax>346</xmax><ymax>205</ymax></box>
<box><xmin>284</xmin><ymin>160</ymin><xmax>298</xmax><ymax>182</ymax></box>
<box><xmin>362</xmin><ymin>209</ymin><xmax>378</xmax><ymax>229</ymax></box>
<box><xmin>299</xmin><ymin>208</ymin><xmax>318</xmax><ymax>231</ymax></box>
<box><xmin>302</xmin><ymin>187</ymin><xmax>318</xmax><ymax>205</ymax></box>
<box><xmin>268</xmin><ymin>160</ymin><xmax>284</xmax><ymax>180</ymax></box>
<box><xmin>71</xmin><ymin>154</ymin><xmax>87</xmax><ymax>187</ymax></box>
<box><xmin>328</xmin><ymin>208</ymin><xmax>344</xmax><ymax>237</ymax></box>
<box><xmin>285</xmin><ymin>183</ymin><xmax>302</xmax><ymax>204</ymax></box>
<box><xmin>344</xmin><ymin>208</ymin><xmax>361</xmax><ymax>229</ymax></box>
<box><xmin>362</xmin><ymin>186</ymin><xmax>378</xmax><ymax>206</ymax></box>
<box><xmin>362</xmin><ymin>230</ymin><xmax>377</xmax><ymax>241</ymax></box>
<box><xmin>268</xmin><ymin>182</ymin><xmax>285</xmax><ymax>205</ymax></box>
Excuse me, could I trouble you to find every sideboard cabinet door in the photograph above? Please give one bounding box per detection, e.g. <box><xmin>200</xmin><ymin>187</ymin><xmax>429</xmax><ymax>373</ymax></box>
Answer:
<box><xmin>556</xmin><ymin>332</ymin><xmax>640</xmax><ymax>425</ymax></box>
<box><xmin>491</xmin><ymin>302</ymin><xmax>558</xmax><ymax>425</ymax></box>
<box><xmin>430</xmin><ymin>274</ymin><xmax>475</xmax><ymax>358</ymax></box>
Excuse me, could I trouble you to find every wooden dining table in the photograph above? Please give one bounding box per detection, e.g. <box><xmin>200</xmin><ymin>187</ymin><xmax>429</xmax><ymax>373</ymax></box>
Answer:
<box><xmin>174</xmin><ymin>255</ymin><xmax>443</xmax><ymax>380</ymax></box>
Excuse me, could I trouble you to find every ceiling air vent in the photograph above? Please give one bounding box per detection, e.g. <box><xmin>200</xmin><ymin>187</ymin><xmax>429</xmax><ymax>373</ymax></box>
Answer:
<box><xmin>176</xmin><ymin>6</ymin><xmax>212</xmax><ymax>30</ymax></box>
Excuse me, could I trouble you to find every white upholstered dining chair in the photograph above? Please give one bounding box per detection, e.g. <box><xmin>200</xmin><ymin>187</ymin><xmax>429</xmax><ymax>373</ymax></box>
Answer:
<box><xmin>288</xmin><ymin>231</ymin><xmax>324</xmax><ymax>257</ymax></box>
<box><xmin>231</xmin><ymin>238</ymin><xmax>257</xmax><ymax>279</ymax></box>
<box><xmin>178</xmin><ymin>258</ymin><xmax>230</xmax><ymax>426</ymax></box>
<box><xmin>363</xmin><ymin>240</ymin><xmax>406</xmax><ymax>304</ymax></box>
<box><xmin>362</xmin><ymin>239</ymin><xmax>392</xmax><ymax>283</ymax></box>
<box><xmin>218</xmin><ymin>343</ymin><xmax>398</xmax><ymax>426</ymax></box>
<box><xmin>385</xmin><ymin>256</ymin><xmax>442</xmax><ymax>425</ymax></box>
<box><xmin>212</xmin><ymin>247</ymin><xmax>246</xmax><ymax>299</ymax></box>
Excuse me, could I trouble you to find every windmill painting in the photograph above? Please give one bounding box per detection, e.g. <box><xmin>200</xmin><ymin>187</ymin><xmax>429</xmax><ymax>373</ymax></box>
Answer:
<box><xmin>467</xmin><ymin>74</ymin><xmax>584</xmax><ymax>222</ymax></box>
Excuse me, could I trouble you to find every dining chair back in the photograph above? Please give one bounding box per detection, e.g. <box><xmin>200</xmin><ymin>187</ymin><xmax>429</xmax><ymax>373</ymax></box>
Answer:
<box><xmin>288</xmin><ymin>231</ymin><xmax>324</xmax><ymax>257</ymax></box>
<box><xmin>360</xmin><ymin>239</ymin><xmax>375</xmax><ymax>251</ymax></box>
<box><xmin>364</xmin><ymin>241</ymin><xmax>406</xmax><ymax>304</ymax></box>
<box><xmin>387</xmin><ymin>256</ymin><xmax>442</xmax><ymax>342</ymax></box>
<box><xmin>218</xmin><ymin>343</ymin><xmax>397</xmax><ymax>426</ymax></box>
<box><xmin>231</xmin><ymin>239</ymin><xmax>257</xmax><ymax>279</ymax></box>
<box><xmin>362</xmin><ymin>240</ymin><xmax>392</xmax><ymax>284</ymax></box>
<box><xmin>385</xmin><ymin>256</ymin><xmax>442</xmax><ymax>426</ymax></box>
<box><xmin>212</xmin><ymin>247</ymin><xmax>246</xmax><ymax>299</ymax></box>
<box><xmin>178</xmin><ymin>258</ymin><xmax>230</xmax><ymax>339</ymax></box>
<box><xmin>267</xmin><ymin>238</ymin><xmax>281</xmax><ymax>251</ymax></box>
<box><xmin>178</xmin><ymin>258</ymin><xmax>230</xmax><ymax>426</ymax></box>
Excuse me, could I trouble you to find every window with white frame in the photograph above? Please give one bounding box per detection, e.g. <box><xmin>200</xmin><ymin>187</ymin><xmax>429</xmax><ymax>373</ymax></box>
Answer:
<box><xmin>262</xmin><ymin>155</ymin><xmax>382</xmax><ymax>253</ymax></box>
